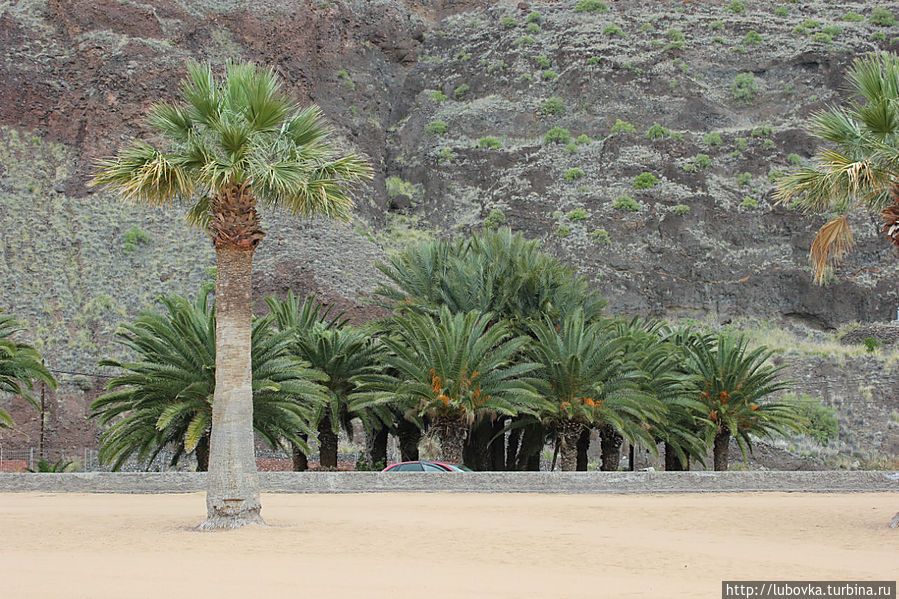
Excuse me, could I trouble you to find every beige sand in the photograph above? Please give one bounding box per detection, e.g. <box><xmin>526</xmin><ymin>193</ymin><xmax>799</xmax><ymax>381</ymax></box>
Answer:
<box><xmin>1</xmin><ymin>492</ymin><xmax>896</xmax><ymax>598</ymax></box>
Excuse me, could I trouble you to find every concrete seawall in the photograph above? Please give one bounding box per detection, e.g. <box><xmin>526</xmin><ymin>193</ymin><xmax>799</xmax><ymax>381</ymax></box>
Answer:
<box><xmin>2</xmin><ymin>471</ymin><xmax>898</xmax><ymax>494</ymax></box>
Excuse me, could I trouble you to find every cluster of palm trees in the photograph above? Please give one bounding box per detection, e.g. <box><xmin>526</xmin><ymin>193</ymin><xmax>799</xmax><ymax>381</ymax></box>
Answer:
<box><xmin>90</xmin><ymin>228</ymin><xmax>806</xmax><ymax>476</ymax></box>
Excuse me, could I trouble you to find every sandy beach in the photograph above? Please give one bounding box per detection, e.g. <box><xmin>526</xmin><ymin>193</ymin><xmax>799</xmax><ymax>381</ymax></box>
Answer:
<box><xmin>1</xmin><ymin>492</ymin><xmax>896</xmax><ymax>598</ymax></box>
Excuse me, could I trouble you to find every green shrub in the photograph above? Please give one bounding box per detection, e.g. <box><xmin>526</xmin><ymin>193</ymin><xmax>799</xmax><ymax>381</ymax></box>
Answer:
<box><xmin>684</xmin><ymin>154</ymin><xmax>711</xmax><ymax>172</ymax></box>
<box><xmin>500</xmin><ymin>16</ymin><xmax>516</xmax><ymax>29</ymax></box>
<box><xmin>525</xmin><ymin>22</ymin><xmax>541</xmax><ymax>34</ymax></box>
<box><xmin>862</xmin><ymin>336</ymin><xmax>882</xmax><ymax>352</ymax></box>
<box><xmin>646</xmin><ymin>123</ymin><xmax>671</xmax><ymax>139</ymax></box>
<box><xmin>574</xmin><ymin>0</ymin><xmax>608</xmax><ymax>13</ymax></box>
<box><xmin>540</xmin><ymin>96</ymin><xmax>565</xmax><ymax>115</ymax></box>
<box><xmin>515</xmin><ymin>36</ymin><xmax>536</xmax><ymax>46</ymax></box>
<box><xmin>483</xmin><ymin>209</ymin><xmax>506</xmax><ymax>230</ymax></box>
<box><xmin>703</xmin><ymin>131</ymin><xmax>723</xmax><ymax>146</ymax></box>
<box><xmin>633</xmin><ymin>172</ymin><xmax>659</xmax><ymax>189</ymax></box>
<box><xmin>544</xmin><ymin>127</ymin><xmax>571</xmax><ymax>145</ymax></box>
<box><xmin>672</xmin><ymin>204</ymin><xmax>690</xmax><ymax>215</ymax></box>
<box><xmin>566</xmin><ymin>207</ymin><xmax>589</xmax><ymax>221</ymax></box>
<box><xmin>431</xmin><ymin>90</ymin><xmax>447</xmax><ymax>103</ymax></box>
<box><xmin>712</xmin><ymin>36</ymin><xmax>726</xmax><ymax>44</ymax></box>
<box><xmin>735</xmin><ymin>137</ymin><xmax>748</xmax><ymax>151</ymax></box>
<box><xmin>709</xmin><ymin>20</ymin><xmax>724</xmax><ymax>31</ymax></box>
<box><xmin>768</xmin><ymin>170</ymin><xmax>783</xmax><ymax>183</ymax></box>
<box><xmin>870</xmin><ymin>7</ymin><xmax>896</xmax><ymax>27</ymax></box>
<box><xmin>527</xmin><ymin>10</ymin><xmax>542</xmax><ymax>23</ymax></box>
<box><xmin>541</xmin><ymin>70</ymin><xmax>558</xmax><ymax>81</ymax></box>
<box><xmin>453</xmin><ymin>83</ymin><xmax>470</xmax><ymax>100</ymax></box>
<box><xmin>727</xmin><ymin>0</ymin><xmax>744</xmax><ymax>14</ymax></box>
<box><xmin>564</xmin><ymin>168</ymin><xmax>586</xmax><ymax>181</ymax></box>
<box><xmin>639</xmin><ymin>23</ymin><xmax>654</xmax><ymax>32</ymax></box>
<box><xmin>731</xmin><ymin>72</ymin><xmax>757</xmax><ymax>103</ymax></box>
<box><xmin>575</xmin><ymin>134</ymin><xmax>590</xmax><ymax>145</ymax></box>
<box><xmin>802</xmin><ymin>19</ymin><xmax>820</xmax><ymax>29</ymax></box>
<box><xmin>736</xmin><ymin>172</ymin><xmax>752</xmax><ymax>185</ymax></box>
<box><xmin>667</xmin><ymin>28</ymin><xmax>684</xmax><ymax>42</ymax></box>
<box><xmin>604</xmin><ymin>24</ymin><xmax>624</xmax><ymax>36</ymax></box>
<box><xmin>477</xmin><ymin>137</ymin><xmax>502</xmax><ymax>149</ymax></box>
<box><xmin>812</xmin><ymin>32</ymin><xmax>832</xmax><ymax>44</ymax></box>
<box><xmin>743</xmin><ymin>30</ymin><xmax>762</xmax><ymax>45</ymax></box>
<box><xmin>871</xmin><ymin>32</ymin><xmax>887</xmax><ymax>42</ymax></box>
<box><xmin>788</xmin><ymin>153</ymin><xmax>802</xmax><ymax>165</ymax></box>
<box><xmin>487</xmin><ymin>61</ymin><xmax>507</xmax><ymax>74</ymax></box>
<box><xmin>586</xmin><ymin>56</ymin><xmax>602</xmax><ymax>65</ymax></box>
<box><xmin>774</xmin><ymin>6</ymin><xmax>788</xmax><ymax>17</ymax></box>
<box><xmin>842</xmin><ymin>12</ymin><xmax>864</xmax><ymax>22</ymax></box>
<box><xmin>589</xmin><ymin>228</ymin><xmax>611</xmax><ymax>245</ymax></box>
<box><xmin>822</xmin><ymin>25</ymin><xmax>842</xmax><ymax>37</ymax></box>
<box><xmin>535</xmin><ymin>55</ymin><xmax>551</xmax><ymax>69</ymax></box>
<box><xmin>556</xmin><ymin>224</ymin><xmax>571</xmax><ymax>238</ymax></box>
<box><xmin>614</xmin><ymin>194</ymin><xmax>642</xmax><ymax>211</ymax></box>
<box><xmin>751</xmin><ymin>126</ymin><xmax>772</xmax><ymax>137</ymax></box>
<box><xmin>740</xmin><ymin>197</ymin><xmax>757</xmax><ymax>209</ymax></box>
<box><xmin>123</xmin><ymin>227</ymin><xmax>151</xmax><ymax>254</ymax></box>
<box><xmin>610</xmin><ymin>119</ymin><xmax>636</xmax><ymax>134</ymax></box>
<box><xmin>565</xmin><ymin>141</ymin><xmax>577</xmax><ymax>153</ymax></box>
<box><xmin>763</xmin><ymin>139</ymin><xmax>776</xmax><ymax>149</ymax></box>
<box><xmin>783</xmin><ymin>395</ymin><xmax>839</xmax><ymax>446</ymax></box>
<box><xmin>425</xmin><ymin>121</ymin><xmax>448</xmax><ymax>136</ymax></box>
<box><xmin>454</xmin><ymin>49</ymin><xmax>472</xmax><ymax>62</ymax></box>
<box><xmin>792</xmin><ymin>25</ymin><xmax>809</xmax><ymax>36</ymax></box>
<box><xmin>437</xmin><ymin>147</ymin><xmax>455</xmax><ymax>163</ymax></box>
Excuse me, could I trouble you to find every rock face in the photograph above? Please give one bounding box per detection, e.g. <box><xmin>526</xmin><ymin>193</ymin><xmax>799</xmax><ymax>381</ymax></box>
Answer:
<box><xmin>2</xmin><ymin>0</ymin><xmax>899</xmax><ymax>462</ymax></box>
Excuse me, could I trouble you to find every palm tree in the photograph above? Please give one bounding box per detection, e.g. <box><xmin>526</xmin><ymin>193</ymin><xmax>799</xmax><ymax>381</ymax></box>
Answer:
<box><xmin>0</xmin><ymin>312</ymin><xmax>56</xmax><ymax>428</ymax></box>
<box><xmin>527</xmin><ymin>311</ymin><xmax>661</xmax><ymax>471</ymax></box>
<box><xmin>91</xmin><ymin>287</ymin><xmax>328</xmax><ymax>471</ymax></box>
<box><xmin>776</xmin><ymin>52</ymin><xmax>899</xmax><ymax>284</ymax></box>
<box><xmin>354</xmin><ymin>308</ymin><xmax>541</xmax><ymax>464</ymax></box>
<box><xmin>93</xmin><ymin>62</ymin><xmax>370</xmax><ymax>528</ymax></box>
<box><xmin>686</xmin><ymin>334</ymin><xmax>803</xmax><ymax>470</ymax></box>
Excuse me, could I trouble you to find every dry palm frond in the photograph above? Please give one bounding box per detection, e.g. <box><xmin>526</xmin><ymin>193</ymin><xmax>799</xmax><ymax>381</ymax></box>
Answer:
<box><xmin>809</xmin><ymin>215</ymin><xmax>854</xmax><ymax>285</ymax></box>
<box><xmin>880</xmin><ymin>202</ymin><xmax>899</xmax><ymax>247</ymax></box>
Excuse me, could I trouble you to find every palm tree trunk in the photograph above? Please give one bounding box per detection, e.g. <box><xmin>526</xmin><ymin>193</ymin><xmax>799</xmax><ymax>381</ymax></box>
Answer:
<box><xmin>463</xmin><ymin>418</ymin><xmax>492</xmax><ymax>471</ymax></box>
<box><xmin>489</xmin><ymin>418</ymin><xmax>505</xmax><ymax>471</ymax></box>
<box><xmin>202</xmin><ymin>245</ymin><xmax>263</xmax><ymax>529</ymax></box>
<box><xmin>506</xmin><ymin>425</ymin><xmax>521</xmax><ymax>471</ymax></box>
<box><xmin>291</xmin><ymin>434</ymin><xmax>308</xmax><ymax>471</ymax></box>
<box><xmin>318</xmin><ymin>415</ymin><xmax>338</xmax><ymax>469</ymax></box>
<box><xmin>558</xmin><ymin>420</ymin><xmax>584</xmax><ymax>472</ymax></box>
<box><xmin>517</xmin><ymin>422</ymin><xmax>544</xmax><ymax>471</ymax></box>
<box><xmin>713</xmin><ymin>429</ymin><xmax>730</xmax><ymax>471</ymax></box>
<box><xmin>435</xmin><ymin>415</ymin><xmax>467</xmax><ymax>464</ymax></box>
<box><xmin>367</xmin><ymin>425</ymin><xmax>388</xmax><ymax>469</ymax></box>
<box><xmin>664</xmin><ymin>441</ymin><xmax>686</xmax><ymax>471</ymax></box>
<box><xmin>195</xmin><ymin>434</ymin><xmax>210</xmax><ymax>472</ymax></box>
<box><xmin>396</xmin><ymin>418</ymin><xmax>420</xmax><ymax>461</ymax></box>
<box><xmin>600</xmin><ymin>425</ymin><xmax>622</xmax><ymax>471</ymax></box>
<box><xmin>576</xmin><ymin>427</ymin><xmax>591</xmax><ymax>471</ymax></box>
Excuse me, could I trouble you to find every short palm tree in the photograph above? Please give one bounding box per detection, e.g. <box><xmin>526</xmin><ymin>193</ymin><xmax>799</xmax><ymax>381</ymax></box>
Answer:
<box><xmin>685</xmin><ymin>334</ymin><xmax>803</xmax><ymax>470</ymax></box>
<box><xmin>354</xmin><ymin>308</ymin><xmax>541</xmax><ymax>464</ymax></box>
<box><xmin>776</xmin><ymin>52</ymin><xmax>899</xmax><ymax>284</ymax></box>
<box><xmin>93</xmin><ymin>62</ymin><xmax>370</xmax><ymax>528</ymax></box>
<box><xmin>92</xmin><ymin>287</ymin><xmax>327</xmax><ymax>472</ymax></box>
<box><xmin>0</xmin><ymin>312</ymin><xmax>56</xmax><ymax>428</ymax></box>
<box><xmin>528</xmin><ymin>311</ymin><xmax>661</xmax><ymax>471</ymax></box>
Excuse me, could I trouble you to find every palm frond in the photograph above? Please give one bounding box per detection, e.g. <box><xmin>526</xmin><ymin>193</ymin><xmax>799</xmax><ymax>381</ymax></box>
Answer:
<box><xmin>809</xmin><ymin>215</ymin><xmax>854</xmax><ymax>284</ymax></box>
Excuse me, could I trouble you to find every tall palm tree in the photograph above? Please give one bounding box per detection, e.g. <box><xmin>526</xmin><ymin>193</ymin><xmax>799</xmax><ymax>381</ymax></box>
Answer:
<box><xmin>354</xmin><ymin>308</ymin><xmax>541</xmax><ymax>464</ymax></box>
<box><xmin>93</xmin><ymin>62</ymin><xmax>370</xmax><ymax>528</ymax></box>
<box><xmin>776</xmin><ymin>52</ymin><xmax>899</xmax><ymax>284</ymax></box>
<box><xmin>91</xmin><ymin>287</ymin><xmax>327</xmax><ymax>471</ymax></box>
<box><xmin>527</xmin><ymin>311</ymin><xmax>661</xmax><ymax>471</ymax></box>
<box><xmin>0</xmin><ymin>312</ymin><xmax>56</xmax><ymax>428</ymax></box>
<box><xmin>686</xmin><ymin>334</ymin><xmax>803</xmax><ymax>470</ymax></box>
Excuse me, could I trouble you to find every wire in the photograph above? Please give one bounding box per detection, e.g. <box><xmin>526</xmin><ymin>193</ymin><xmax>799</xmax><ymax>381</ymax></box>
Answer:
<box><xmin>48</xmin><ymin>368</ymin><xmax>115</xmax><ymax>379</ymax></box>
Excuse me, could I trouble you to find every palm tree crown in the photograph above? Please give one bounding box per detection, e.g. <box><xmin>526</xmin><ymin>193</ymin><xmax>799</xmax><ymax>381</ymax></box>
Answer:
<box><xmin>0</xmin><ymin>312</ymin><xmax>57</xmax><ymax>428</ymax></box>
<box><xmin>776</xmin><ymin>52</ymin><xmax>899</xmax><ymax>283</ymax></box>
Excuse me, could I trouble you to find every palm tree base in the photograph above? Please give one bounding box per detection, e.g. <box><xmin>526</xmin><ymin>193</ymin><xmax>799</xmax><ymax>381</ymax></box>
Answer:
<box><xmin>890</xmin><ymin>512</ymin><xmax>899</xmax><ymax>529</ymax></box>
<box><xmin>199</xmin><ymin>498</ymin><xmax>266</xmax><ymax>530</ymax></box>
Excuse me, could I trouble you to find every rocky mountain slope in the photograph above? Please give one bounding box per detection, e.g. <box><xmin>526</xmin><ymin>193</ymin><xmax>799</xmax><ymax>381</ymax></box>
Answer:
<box><xmin>1</xmin><ymin>0</ymin><xmax>898</xmax><ymax>464</ymax></box>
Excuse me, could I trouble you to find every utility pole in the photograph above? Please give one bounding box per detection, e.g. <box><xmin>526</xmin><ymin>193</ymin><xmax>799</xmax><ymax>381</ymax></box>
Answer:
<box><xmin>39</xmin><ymin>359</ymin><xmax>45</xmax><ymax>460</ymax></box>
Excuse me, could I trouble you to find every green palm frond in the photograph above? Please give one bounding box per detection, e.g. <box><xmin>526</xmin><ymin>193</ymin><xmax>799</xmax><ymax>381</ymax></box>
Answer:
<box><xmin>91</xmin><ymin>287</ymin><xmax>327</xmax><ymax>470</ymax></box>
<box><xmin>0</xmin><ymin>312</ymin><xmax>56</xmax><ymax>426</ymax></box>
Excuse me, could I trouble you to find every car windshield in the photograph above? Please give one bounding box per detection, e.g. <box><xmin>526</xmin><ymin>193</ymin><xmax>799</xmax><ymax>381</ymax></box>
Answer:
<box><xmin>445</xmin><ymin>464</ymin><xmax>474</xmax><ymax>472</ymax></box>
